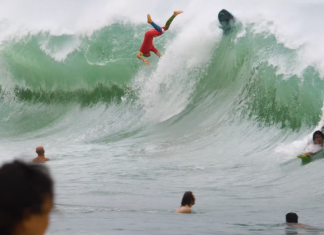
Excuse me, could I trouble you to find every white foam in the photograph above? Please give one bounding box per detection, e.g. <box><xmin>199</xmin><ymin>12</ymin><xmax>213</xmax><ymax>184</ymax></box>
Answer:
<box><xmin>39</xmin><ymin>36</ymin><xmax>81</xmax><ymax>62</ymax></box>
<box><xmin>133</xmin><ymin>13</ymin><xmax>221</xmax><ymax>122</ymax></box>
<box><xmin>0</xmin><ymin>0</ymin><xmax>323</xmax><ymax>75</ymax></box>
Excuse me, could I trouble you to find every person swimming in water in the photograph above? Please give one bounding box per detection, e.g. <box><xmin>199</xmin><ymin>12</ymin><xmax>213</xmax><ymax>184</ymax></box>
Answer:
<box><xmin>137</xmin><ymin>10</ymin><xmax>183</xmax><ymax>65</ymax></box>
<box><xmin>175</xmin><ymin>191</ymin><xmax>195</xmax><ymax>213</ymax></box>
<box><xmin>285</xmin><ymin>212</ymin><xmax>317</xmax><ymax>230</ymax></box>
<box><xmin>33</xmin><ymin>146</ymin><xmax>50</xmax><ymax>163</ymax></box>
<box><xmin>304</xmin><ymin>130</ymin><xmax>324</xmax><ymax>157</ymax></box>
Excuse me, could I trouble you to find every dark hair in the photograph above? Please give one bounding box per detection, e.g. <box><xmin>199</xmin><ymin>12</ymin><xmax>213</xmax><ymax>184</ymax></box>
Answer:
<box><xmin>0</xmin><ymin>160</ymin><xmax>54</xmax><ymax>235</ymax></box>
<box><xmin>181</xmin><ymin>191</ymin><xmax>195</xmax><ymax>206</ymax></box>
<box><xmin>313</xmin><ymin>130</ymin><xmax>324</xmax><ymax>143</ymax></box>
<box><xmin>286</xmin><ymin>212</ymin><xmax>298</xmax><ymax>223</ymax></box>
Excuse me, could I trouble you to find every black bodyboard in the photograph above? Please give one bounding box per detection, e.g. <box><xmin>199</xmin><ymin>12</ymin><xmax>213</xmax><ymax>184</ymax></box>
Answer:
<box><xmin>218</xmin><ymin>9</ymin><xmax>235</xmax><ymax>33</ymax></box>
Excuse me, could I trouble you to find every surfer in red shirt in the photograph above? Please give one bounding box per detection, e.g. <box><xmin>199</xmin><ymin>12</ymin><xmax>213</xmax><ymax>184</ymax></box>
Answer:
<box><xmin>137</xmin><ymin>10</ymin><xmax>183</xmax><ymax>65</ymax></box>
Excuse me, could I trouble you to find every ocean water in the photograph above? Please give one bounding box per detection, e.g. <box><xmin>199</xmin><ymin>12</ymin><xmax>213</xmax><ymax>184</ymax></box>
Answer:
<box><xmin>0</xmin><ymin>0</ymin><xmax>324</xmax><ymax>234</ymax></box>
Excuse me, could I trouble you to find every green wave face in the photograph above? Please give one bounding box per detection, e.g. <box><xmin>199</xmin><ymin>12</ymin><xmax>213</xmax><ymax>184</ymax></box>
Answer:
<box><xmin>1</xmin><ymin>25</ymin><xmax>144</xmax><ymax>89</ymax></box>
<box><xmin>0</xmin><ymin>23</ymin><xmax>323</xmax><ymax>139</ymax></box>
<box><xmin>192</xmin><ymin>26</ymin><xmax>324</xmax><ymax>131</ymax></box>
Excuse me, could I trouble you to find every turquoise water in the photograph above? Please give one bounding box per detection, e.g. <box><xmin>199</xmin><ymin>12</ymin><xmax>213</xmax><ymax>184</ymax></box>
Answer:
<box><xmin>1</xmin><ymin>0</ymin><xmax>324</xmax><ymax>234</ymax></box>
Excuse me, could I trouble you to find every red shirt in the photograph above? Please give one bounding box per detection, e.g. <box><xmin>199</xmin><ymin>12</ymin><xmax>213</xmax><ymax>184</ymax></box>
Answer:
<box><xmin>140</xmin><ymin>27</ymin><xmax>167</xmax><ymax>54</ymax></box>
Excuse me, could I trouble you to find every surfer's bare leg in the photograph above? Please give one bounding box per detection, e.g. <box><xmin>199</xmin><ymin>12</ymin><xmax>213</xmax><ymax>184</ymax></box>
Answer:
<box><xmin>173</xmin><ymin>10</ymin><xmax>183</xmax><ymax>16</ymax></box>
<box><xmin>147</xmin><ymin>14</ymin><xmax>153</xmax><ymax>24</ymax></box>
<box><xmin>148</xmin><ymin>11</ymin><xmax>184</xmax><ymax>32</ymax></box>
<box><xmin>147</xmin><ymin>14</ymin><xmax>163</xmax><ymax>33</ymax></box>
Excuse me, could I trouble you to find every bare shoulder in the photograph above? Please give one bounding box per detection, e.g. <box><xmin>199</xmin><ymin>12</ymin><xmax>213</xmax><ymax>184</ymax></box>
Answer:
<box><xmin>298</xmin><ymin>224</ymin><xmax>318</xmax><ymax>230</ymax></box>
<box><xmin>287</xmin><ymin>223</ymin><xmax>318</xmax><ymax>230</ymax></box>
<box><xmin>32</xmin><ymin>158</ymin><xmax>47</xmax><ymax>163</ymax></box>
<box><xmin>175</xmin><ymin>206</ymin><xmax>192</xmax><ymax>213</ymax></box>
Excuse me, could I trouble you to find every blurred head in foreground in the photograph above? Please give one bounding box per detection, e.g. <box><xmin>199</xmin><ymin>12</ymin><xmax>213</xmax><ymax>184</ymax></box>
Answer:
<box><xmin>0</xmin><ymin>160</ymin><xmax>54</xmax><ymax>235</ymax></box>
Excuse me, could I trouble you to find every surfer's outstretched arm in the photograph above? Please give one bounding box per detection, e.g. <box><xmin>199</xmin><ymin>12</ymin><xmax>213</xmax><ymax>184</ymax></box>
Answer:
<box><xmin>155</xmin><ymin>50</ymin><xmax>161</xmax><ymax>57</ymax></box>
<box><xmin>137</xmin><ymin>52</ymin><xmax>150</xmax><ymax>65</ymax></box>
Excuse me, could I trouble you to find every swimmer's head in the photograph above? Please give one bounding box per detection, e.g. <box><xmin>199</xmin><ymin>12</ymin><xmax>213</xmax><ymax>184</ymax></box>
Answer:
<box><xmin>313</xmin><ymin>130</ymin><xmax>324</xmax><ymax>145</ymax></box>
<box><xmin>142</xmin><ymin>52</ymin><xmax>151</xmax><ymax>57</ymax></box>
<box><xmin>0</xmin><ymin>160</ymin><xmax>54</xmax><ymax>235</ymax></box>
<box><xmin>36</xmin><ymin>146</ymin><xmax>45</xmax><ymax>156</ymax></box>
<box><xmin>181</xmin><ymin>191</ymin><xmax>195</xmax><ymax>207</ymax></box>
<box><xmin>286</xmin><ymin>212</ymin><xmax>298</xmax><ymax>223</ymax></box>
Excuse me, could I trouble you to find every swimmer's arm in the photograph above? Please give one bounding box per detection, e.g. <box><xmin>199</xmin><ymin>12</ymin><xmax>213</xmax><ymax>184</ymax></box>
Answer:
<box><xmin>305</xmin><ymin>152</ymin><xmax>318</xmax><ymax>157</ymax></box>
<box><xmin>308</xmin><ymin>147</ymin><xmax>324</xmax><ymax>156</ymax></box>
<box><xmin>137</xmin><ymin>52</ymin><xmax>150</xmax><ymax>65</ymax></box>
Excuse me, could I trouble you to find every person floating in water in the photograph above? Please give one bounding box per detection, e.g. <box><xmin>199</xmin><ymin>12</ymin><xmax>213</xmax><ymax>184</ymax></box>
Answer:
<box><xmin>175</xmin><ymin>191</ymin><xmax>195</xmax><ymax>213</ymax></box>
<box><xmin>304</xmin><ymin>130</ymin><xmax>324</xmax><ymax>157</ymax></box>
<box><xmin>285</xmin><ymin>212</ymin><xmax>317</xmax><ymax>230</ymax></box>
<box><xmin>137</xmin><ymin>10</ymin><xmax>183</xmax><ymax>66</ymax></box>
<box><xmin>33</xmin><ymin>146</ymin><xmax>50</xmax><ymax>163</ymax></box>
